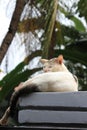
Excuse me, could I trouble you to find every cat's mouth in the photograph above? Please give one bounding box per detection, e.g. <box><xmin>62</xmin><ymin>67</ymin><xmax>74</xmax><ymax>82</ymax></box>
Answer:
<box><xmin>44</xmin><ymin>70</ymin><xmax>51</xmax><ymax>73</ymax></box>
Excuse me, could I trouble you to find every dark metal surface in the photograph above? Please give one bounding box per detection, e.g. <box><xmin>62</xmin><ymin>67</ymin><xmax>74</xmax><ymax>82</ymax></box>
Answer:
<box><xmin>17</xmin><ymin>91</ymin><xmax>87</xmax><ymax>129</ymax></box>
<box><xmin>1</xmin><ymin>91</ymin><xmax>87</xmax><ymax>129</ymax></box>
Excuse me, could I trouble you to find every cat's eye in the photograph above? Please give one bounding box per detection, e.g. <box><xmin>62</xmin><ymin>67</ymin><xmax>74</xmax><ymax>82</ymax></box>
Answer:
<box><xmin>48</xmin><ymin>65</ymin><xmax>52</xmax><ymax>68</ymax></box>
<box><xmin>43</xmin><ymin>65</ymin><xmax>46</xmax><ymax>68</ymax></box>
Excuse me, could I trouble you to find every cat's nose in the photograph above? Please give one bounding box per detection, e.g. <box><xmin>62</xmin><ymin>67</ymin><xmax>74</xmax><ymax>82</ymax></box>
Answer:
<box><xmin>44</xmin><ymin>70</ymin><xmax>48</xmax><ymax>72</ymax></box>
<box><xmin>44</xmin><ymin>68</ymin><xmax>48</xmax><ymax>72</ymax></box>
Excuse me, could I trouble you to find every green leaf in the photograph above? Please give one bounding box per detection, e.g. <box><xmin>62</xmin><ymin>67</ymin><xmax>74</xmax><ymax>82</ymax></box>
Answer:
<box><xmin>59</xmin><ymin>4</ymin><xmax>86</xmax><ymax>32</ymax></box>
<box><xmin>55</xmin><ymin>49</ymin><xmax>87</xmax><ymax>66</ymax></box>
<box><xmin>70</xmin><ymin>16</ymin><xmax>86</xmax><ymax>32</ymax></box>
<box><xmin>0</xmin><ymin>66</ymin><xmax>41</xmax><ymax>102</ymax></box>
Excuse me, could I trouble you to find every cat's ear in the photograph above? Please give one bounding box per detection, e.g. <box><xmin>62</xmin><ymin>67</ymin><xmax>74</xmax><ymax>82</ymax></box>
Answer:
<box><xmin>40</xmin><ymin>59</ymin><xmax>48</xmax><ymax>64</ymax></box>
<box><xmin>55</xmin><ymin>55</ymin><xmax>63</xmax><ymax>64</ymax></box>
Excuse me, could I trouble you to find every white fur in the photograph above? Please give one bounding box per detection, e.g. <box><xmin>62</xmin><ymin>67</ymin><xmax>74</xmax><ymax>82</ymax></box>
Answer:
<box><xmin>23</xmin><ymin>72</ymin><xmax>78</xmax><ymax>92</ymax></box>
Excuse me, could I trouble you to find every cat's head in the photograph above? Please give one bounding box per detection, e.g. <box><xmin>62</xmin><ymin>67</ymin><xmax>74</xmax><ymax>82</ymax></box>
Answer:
<box><xmin>40</xmin><ymin>55</ymin><xmax>68</xmax><ymax>72</ymax></box>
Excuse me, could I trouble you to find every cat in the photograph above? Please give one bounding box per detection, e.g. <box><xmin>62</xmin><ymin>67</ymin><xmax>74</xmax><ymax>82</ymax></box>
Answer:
<box><xmin>14</xmin><ymin>55</ymin><xmax>70</xmax><ymax>91</ymax></box>
<box><xmin>0</xmin><ymin>55</ymin><xmax>78</xmax><ymax>125</ymax></box>
<box><xmin>14</xmin><ymin>55</ymin><xmax>70</xmax><ymax>92</ymax></box>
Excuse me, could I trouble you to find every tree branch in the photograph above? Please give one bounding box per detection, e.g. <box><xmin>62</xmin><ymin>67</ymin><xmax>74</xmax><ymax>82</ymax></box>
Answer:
<box><xmin>0</xmin><ymin>0</ymin><xmax>26</xmax><ymax>64</ymax></box>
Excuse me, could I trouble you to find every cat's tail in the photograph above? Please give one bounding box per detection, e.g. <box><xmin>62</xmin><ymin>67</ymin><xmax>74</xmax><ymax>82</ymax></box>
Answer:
<box><xmin>10</xmin><ymin>84</ymin><xmax>39</xmax><ymax>117</ymax></box>
<box><xmin>0</xmin><ymin>84</ymin><xmax>39</xmax><ymax>125</ymax></box>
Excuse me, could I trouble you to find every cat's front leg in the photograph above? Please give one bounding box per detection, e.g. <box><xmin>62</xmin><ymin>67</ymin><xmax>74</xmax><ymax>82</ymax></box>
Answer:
<box><xmin>14</xmin><ymin>78</ymin><xmax>32</xmax><ymax>91</ymax></box>
<box><xmin>14</xmin><ymin>82</ymin><xmax>24</xmax><ymax>91</ymax></box>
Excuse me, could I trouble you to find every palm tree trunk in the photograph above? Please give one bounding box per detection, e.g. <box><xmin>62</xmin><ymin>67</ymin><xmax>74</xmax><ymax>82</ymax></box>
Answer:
<box><xmin>42</xmin><ymin>0</ymin><xmax>58</xmax><ymax>59</ymax></box>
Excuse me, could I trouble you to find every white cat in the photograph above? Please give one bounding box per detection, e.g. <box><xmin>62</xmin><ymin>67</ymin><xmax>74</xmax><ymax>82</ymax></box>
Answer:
<box><xmin>0</xmin><ymin>55</ymin><xmax>78</xmax><ymax>125</ymax></box>
<box><xmin>15</xmin><ymin>54</ymin><xmax>78</xmax><ymax>92</ymax></box>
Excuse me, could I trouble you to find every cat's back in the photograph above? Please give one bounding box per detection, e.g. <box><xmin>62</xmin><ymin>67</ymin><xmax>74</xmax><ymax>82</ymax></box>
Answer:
<box><xmin>33</xmin><ymin>71</ymin><xmax>77</xmax><ymax>83</ymax></box>
<box><xmin>33</xmin><ymin>72</ymin><xmax>78</xmax><ymax>92</ymax></box>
